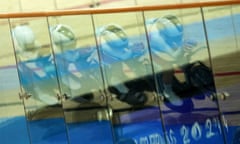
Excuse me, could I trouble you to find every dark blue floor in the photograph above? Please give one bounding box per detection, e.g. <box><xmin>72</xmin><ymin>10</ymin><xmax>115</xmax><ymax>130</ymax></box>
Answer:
<box><xmin>0</xmin><ymin>116</ymin><xmax>239</xmax><ymax>144</ymax></box>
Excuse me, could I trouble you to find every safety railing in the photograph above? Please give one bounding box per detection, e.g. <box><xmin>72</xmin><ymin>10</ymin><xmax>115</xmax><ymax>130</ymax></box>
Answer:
<box><xmin>0</xmin><ymin>0</ymin><xmax>239</xmax><ymax>17</ymax></box>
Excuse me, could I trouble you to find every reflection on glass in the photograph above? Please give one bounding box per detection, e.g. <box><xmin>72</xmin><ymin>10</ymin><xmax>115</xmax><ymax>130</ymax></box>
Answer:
<box><xmin>10</xmin><ymin>18</ymin><xmax>69</xmax><ymax>144</ymax></box>
<box><xmin>1</xmin><ymin>2</ymin><xmax>238</xmax><ymax>144</ymax></box>
<box><xmin>203</xmin><ymin>5</ymin><xmax>240</xmax><ymax>144</ymax></box>
<box><xmin>48</xmin><ymin>15</ymin><xmax>114</xmax><ymax>144</ymax></box>
<box><xmin>146</xmin><ymin>14</ymin><xmax>188</xmax><ymax>107</ymax></box>
<box><xmin>49</xmin><ymin>23</ymin><xmax>103</xmax><ymax>104</ymax></box>
<box><xmin>93</xmin><ymin>12</ymin><xmax>165</xmax><ymax>143</ymax></box>
<box><xmin>145</xmin><ymin>8</ymin><xmax>226</xmax><ymax>143</ymax></box>
<box><xmin>12</xmin><ymin>24</ymin><xmax>59</xmax><ymax>106</ymax></box>
<box><xmin>97</xmin><ymin>23</ymin><xmax>150</xmax><ymax>106</ymax></box>
<box><xmin>0</xmin><ymin>19</ymin><xmax>30</xmax><ymax>144</ymax></box>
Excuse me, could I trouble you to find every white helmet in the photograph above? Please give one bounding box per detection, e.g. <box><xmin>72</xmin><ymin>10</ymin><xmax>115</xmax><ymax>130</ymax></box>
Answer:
<box><xmin>50</xmin><ymin>24</ymin><xmax>77</xmax><ymax>53</ymax></box>
<box><xmin>100</xmin><ymin>24</ymin><xmax>129</xmax><ymax>49</ymax></box>
<box><xmin>12</xmin><ymin>25</ymin><xmax>40</xmax><ymax>60</ymax></box>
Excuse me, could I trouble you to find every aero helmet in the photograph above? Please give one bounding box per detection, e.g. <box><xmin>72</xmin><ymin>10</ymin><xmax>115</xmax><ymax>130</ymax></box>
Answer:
<box><xmin>101</xmin><ymin>24</ymin><xmax>129</xmax><ymax>49</ymax></box>
<box><xmin>50</xmin><ymin>24</ymin><xmax>77</xmax><ymax>52</ymax></box>
<box><xmin>12</xmin><ymin>25</ymin><xmax>40</xmax><ymax>60</ymax></box>
<box><xmin>155</xmin><ymin>15</ymin><xmax>183</xmax><ymax>48</ymax></box>
<box><xmin>12</xmin><ymin>25</ymin><xmax>37</xmax><ymax>52</ymax></box>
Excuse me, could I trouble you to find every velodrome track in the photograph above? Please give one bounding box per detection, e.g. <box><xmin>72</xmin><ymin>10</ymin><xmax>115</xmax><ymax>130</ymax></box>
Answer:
<box><xmin>0</xmin><ymin>0</ymin><xmax>231</xmax><ymax>12</ymax></box>
<box><xmin>0</xmin><ymin>3</ymin><xmax>239</xmax><ymax>144</ymax></box>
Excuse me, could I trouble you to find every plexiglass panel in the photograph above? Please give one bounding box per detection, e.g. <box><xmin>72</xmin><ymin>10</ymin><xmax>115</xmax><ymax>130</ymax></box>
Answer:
<box><xmin>1</xmin><ymin>2</ymin><xmax>239</xmax><ymax>144</ymax></box>
<box><xmin>144</xmin><ymin>8</ymin><xmax>225</xmax><ymax>144</ymax></box>
<box><xmin>202</xmin><ymin>5</ymin><xmax>240</xmax><ymax>144</ymax></box>
<box><xmin>93</xmin><ymin>12</ymin><xmax>166</xmax><ymax>143</ymax></box>
<box><xmin>10</xmin><ymin>18</ymin><xmax>69</xmax><ymax>144</ymax></box>
<box><xmin>0</xmin><ymin>19</ymin><xmax>30</xmax><ymax>144</ymax></box>
<box><xmin>47</xmin><ymin>15</ymin><xmax>114</xmax><ymax>144</ymax></box>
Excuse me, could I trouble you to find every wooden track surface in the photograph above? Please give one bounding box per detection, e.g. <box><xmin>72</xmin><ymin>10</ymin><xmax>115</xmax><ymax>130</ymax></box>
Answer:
<box><xmin>0</xmin><ymin>0</ymin><xmax>238</xmax><ymax>13</ymax></box>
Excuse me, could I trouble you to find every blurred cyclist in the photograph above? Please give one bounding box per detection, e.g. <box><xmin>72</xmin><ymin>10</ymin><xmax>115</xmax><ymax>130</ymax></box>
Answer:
<box><xmin>146</xmin><ymin>15</ymin><xmax>197</xmax><ymax>107</ymax></box>
<box><xmin>97</xmin><ymin>24</ymin><xmax>148</xmax><ymax>105</ymax></box>
<box><xmin>12</xmin><ymin>24</ymin><xmax>59</xmax><ymax>105</ymax></box>
<box><xmin>50</xmin><ymin>24</ymin><xmax>98</xmax><ymax>101</ymax></box>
